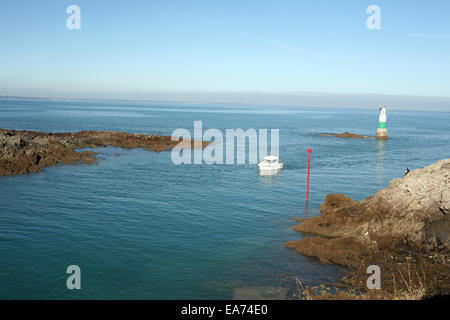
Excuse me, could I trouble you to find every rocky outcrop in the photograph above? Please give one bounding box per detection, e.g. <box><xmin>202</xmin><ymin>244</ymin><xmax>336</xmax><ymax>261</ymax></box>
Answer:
<box><xmin>288</xmin><ymin>159</ymin><xmax>450</xmax><ymax>266</ymax></box>
<box><xmin>320</xmin><ymin>132</ymin><xmax>373</xmax><ymax>139</ymax></box>
<box><xmin>287</xmin><ymin>159</ymin><xmax>450</xmax><ymax>299</ymax></box>
<box><xmin>0</xmin><ymin>129</ymin><xmax>207</xmax><ymax>176</ymax></box>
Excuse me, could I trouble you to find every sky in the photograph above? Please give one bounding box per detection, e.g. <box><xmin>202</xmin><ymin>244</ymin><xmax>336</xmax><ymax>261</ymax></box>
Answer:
<box><xmin>0</xmin><ymin>0</ymin><xmax>449</xmax><ymax>110</ymax></box>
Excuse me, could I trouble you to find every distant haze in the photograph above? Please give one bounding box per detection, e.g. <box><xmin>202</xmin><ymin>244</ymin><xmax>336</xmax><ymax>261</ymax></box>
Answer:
<box><xmin>1</xmin><ymin>91</ymin><xmax>449</xmax><ymax>112</ymax></box>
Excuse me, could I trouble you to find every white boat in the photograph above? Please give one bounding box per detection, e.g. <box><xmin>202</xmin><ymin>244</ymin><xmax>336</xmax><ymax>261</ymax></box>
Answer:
<box><xmin>258</xmin><ymin>155</ymin><xmax>283</xmax><ymax>174</ymax></box>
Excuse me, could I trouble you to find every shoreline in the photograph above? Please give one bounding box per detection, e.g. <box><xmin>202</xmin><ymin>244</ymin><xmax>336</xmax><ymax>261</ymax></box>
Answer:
<box><xmin>0</xmin><ymin>129</ymin><xmax>208</xmax><ymax>176</ymax></box>
<box><xmin>287</xmin><ymin>159</ymin><xmax>450</xmax><ymax>299</ymax></box>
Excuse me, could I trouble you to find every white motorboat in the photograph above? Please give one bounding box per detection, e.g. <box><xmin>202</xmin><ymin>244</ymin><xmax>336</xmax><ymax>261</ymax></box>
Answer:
<box><xmin>258</xmin><ymin>155</ymin><xmax>283</xmax><ymax>174</ymax></box>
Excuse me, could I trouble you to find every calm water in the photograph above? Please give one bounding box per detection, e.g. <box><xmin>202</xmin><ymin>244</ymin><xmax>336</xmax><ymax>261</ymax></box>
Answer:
<box><xmin>0</xmin><ymin>98</ymin><xmax>449</xmax><ymax>299</ymax></box>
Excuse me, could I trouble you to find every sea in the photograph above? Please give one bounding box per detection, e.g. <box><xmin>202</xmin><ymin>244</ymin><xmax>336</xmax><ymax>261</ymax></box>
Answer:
<box><xmin>0</xmin><ymin>98</ymin><xmax>449</xmax><ymax>299</ymax></box>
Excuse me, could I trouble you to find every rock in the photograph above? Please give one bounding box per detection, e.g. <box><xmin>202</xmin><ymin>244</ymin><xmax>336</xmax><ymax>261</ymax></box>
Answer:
<box><xmin>294</xmin><ymin>194</ymin><xmax>368</xmax><ymax>239</ymax></box>
<box><xmin>363</xmin><ymin>159</ymin><xmax>450</xmax><ymax>250</ymax></box>
<box><xmin>286</xmin><ymin>236</ymin><xmax>370</xmax><ymax>268</ymax></box>
<box><xmin>320</xmin><ymin>132</ymin><xmax>373</xmax><ymax>139</ymax></box>
<box><xmin>0</xmin><ymin>129</ymin><xmax>208</xmax><ymax>176</ymax></box>
<box><xmin>288</xmin><ymin>159</ymin><xmax>450</xmax><ymax>265</ymax></box>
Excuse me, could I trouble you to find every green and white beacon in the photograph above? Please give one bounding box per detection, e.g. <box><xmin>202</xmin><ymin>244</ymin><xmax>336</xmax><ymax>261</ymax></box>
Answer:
<box><xmin>376</xmin><ymin>107</ymin><xmax>388</xmax><ymax>139</ymax></box>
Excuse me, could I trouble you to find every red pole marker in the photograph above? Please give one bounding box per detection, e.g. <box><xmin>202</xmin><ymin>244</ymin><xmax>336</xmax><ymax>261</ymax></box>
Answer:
<box><xmin>306</xmin><ymin>148</ymin><xmax>312</xmax><ymax>203</ymax></box>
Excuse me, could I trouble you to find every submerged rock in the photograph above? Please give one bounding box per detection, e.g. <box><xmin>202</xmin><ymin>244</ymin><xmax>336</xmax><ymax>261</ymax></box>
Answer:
<box><xmin>320</xmin><ymin>132</ymin><xmax>373</xmax><ymax>139</ymax></box>
<box><xmin>233</xmin><ymin>286</ymin><xmax>288</xmax><ymax>300</ymax></box>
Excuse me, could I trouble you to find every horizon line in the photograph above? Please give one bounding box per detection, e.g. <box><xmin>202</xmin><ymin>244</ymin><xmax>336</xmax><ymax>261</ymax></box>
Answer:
<box><xmin>1</xmin><ymin>91</ymin><xmax>449</xmax><ymax>112</ymax></box>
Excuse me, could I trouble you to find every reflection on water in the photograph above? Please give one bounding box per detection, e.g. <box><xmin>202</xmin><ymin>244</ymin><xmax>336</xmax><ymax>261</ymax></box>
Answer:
<box><xmin>376</xmin><ymin>139</ymin><xmax>387</xmax><ymax>184</ymax></box>
<box><xmin>303</xmin><ymin>202</ymin><xmax>310</xmax><ymax>218</ymax></box>
<box><xmin>259</xmin><ymin>171</ymin><xmax>281</xmax><ymax>184</ymax></box>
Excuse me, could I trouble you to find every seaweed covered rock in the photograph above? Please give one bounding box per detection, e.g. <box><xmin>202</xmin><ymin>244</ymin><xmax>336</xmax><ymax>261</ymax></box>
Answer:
<box><xmin>289</xmin><ymin>159</ymin><xmax>450</xmax><ymax>263</ymax></box>
<box><xmin>0</xmin><ymin>129</ymin><xmax>207</xmax><ymax>176</ymax></box>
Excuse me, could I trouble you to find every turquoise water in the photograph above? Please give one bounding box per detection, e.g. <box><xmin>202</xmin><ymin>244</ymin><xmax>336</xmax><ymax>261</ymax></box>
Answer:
<box><xmin>0</xmin><ymin>98</ymin><xmax>449</xmax><ymax>299</ymax></box>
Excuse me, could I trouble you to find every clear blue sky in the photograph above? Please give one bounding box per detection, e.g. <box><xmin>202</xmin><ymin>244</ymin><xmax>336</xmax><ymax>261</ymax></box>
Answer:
<box><xmin>0</xmin><ymin>0</ymin><xmax>449</xmax><ymax>109</ymax></box>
